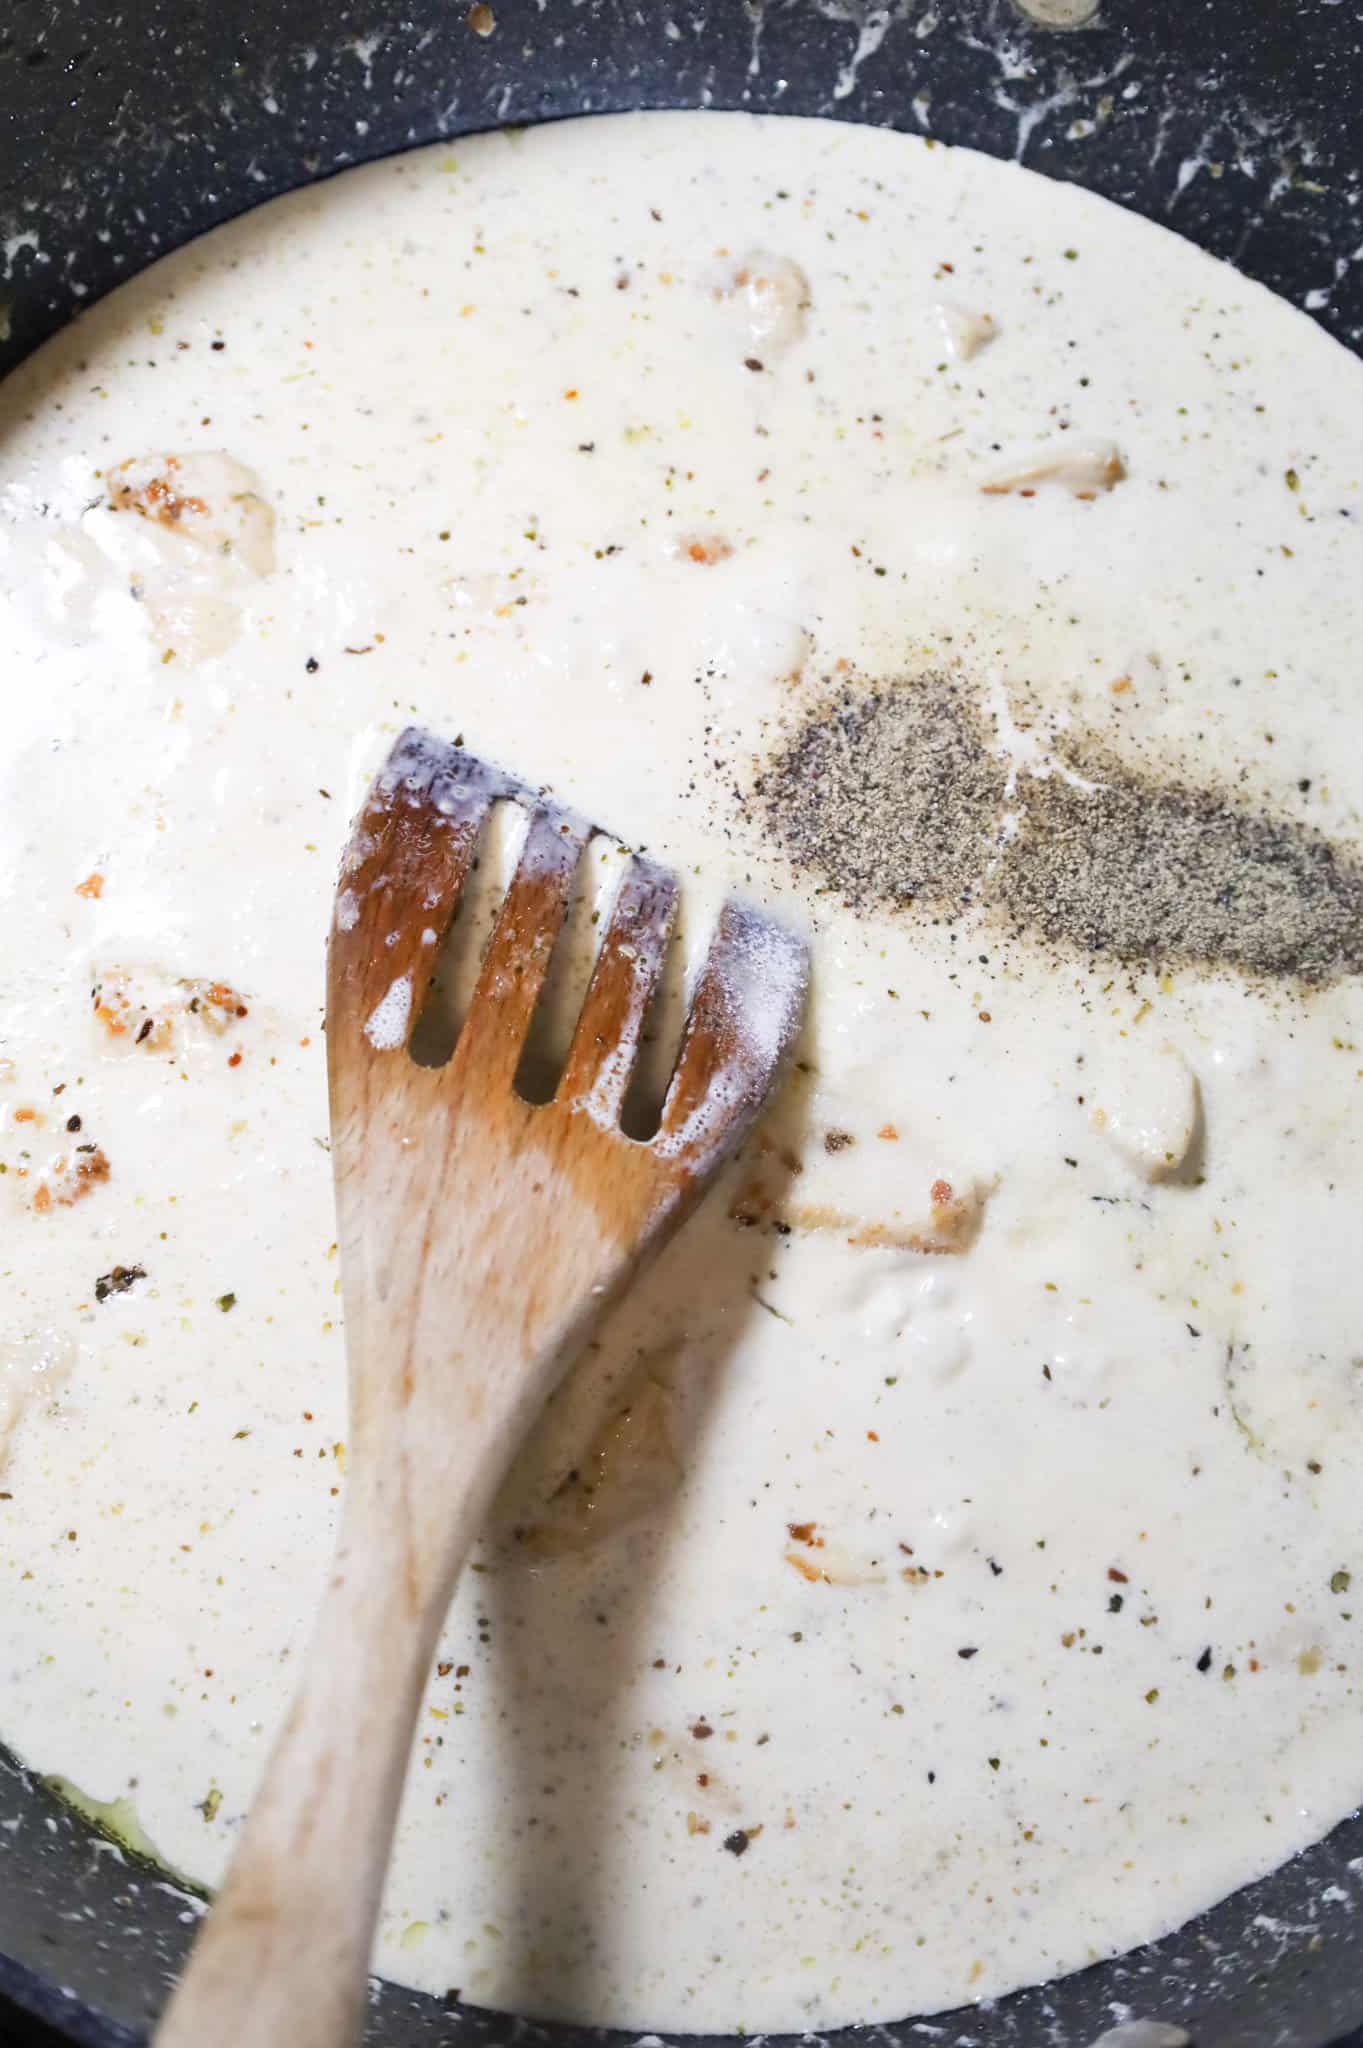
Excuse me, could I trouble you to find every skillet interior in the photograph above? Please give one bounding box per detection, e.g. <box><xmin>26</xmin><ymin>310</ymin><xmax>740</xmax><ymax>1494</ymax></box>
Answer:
<box><xmin>3</xmin><ymin>3</ymin><xmax>1362</xmax><ymax>2042</ymax></box>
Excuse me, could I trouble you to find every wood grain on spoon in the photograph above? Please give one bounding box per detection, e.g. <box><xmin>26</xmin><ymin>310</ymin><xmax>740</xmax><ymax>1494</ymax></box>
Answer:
<box><xmin>154</xmin><ymin>726</ymin><xmax>808</xmax><ymax>2048</ymax></box>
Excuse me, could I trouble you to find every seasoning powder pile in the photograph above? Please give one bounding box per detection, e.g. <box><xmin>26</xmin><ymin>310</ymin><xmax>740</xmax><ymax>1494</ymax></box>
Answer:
<box><xmin>756</xmin><ymin>674</ymin><xmax>1363</xmax><ymax>983</ymax></box>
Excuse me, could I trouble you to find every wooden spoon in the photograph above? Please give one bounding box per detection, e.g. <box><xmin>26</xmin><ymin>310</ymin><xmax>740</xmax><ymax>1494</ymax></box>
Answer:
<box><xmin>154</xmin><ymin>726</ymin><xmax>808</xmax><ymax>2048</ymax></box>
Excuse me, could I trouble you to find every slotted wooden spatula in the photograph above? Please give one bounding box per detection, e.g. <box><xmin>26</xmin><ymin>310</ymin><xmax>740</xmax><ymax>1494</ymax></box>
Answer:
<box><xmin>155</xmin><ymin>726</ymin><xmax>808</xmax><ymax>2048</ymax></box>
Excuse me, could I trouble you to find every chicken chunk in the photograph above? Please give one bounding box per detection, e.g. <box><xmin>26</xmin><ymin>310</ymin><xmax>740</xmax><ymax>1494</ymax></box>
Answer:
<box><xmin>713</xmin><ymin>252</ymin><xmax>811</xmax><ymax>363</ymax></box>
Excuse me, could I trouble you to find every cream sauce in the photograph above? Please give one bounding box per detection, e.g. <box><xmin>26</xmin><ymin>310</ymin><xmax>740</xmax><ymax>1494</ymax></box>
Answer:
<box><xmin>1</xmin><ymin>112</ymin><xmax>1362</xmax><ymax>2035</ymax></box>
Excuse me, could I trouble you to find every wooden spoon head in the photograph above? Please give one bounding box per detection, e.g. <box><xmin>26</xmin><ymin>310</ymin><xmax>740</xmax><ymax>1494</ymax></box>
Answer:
<box><xmin>328</xmin><ymin>725</ymin><xmax>807</xmax><ymax>1184</ymax></box>
<box><xmin>326</xmin><ymin>727</ymin><xmax>808</xmax><ymax>1432</ymax></box>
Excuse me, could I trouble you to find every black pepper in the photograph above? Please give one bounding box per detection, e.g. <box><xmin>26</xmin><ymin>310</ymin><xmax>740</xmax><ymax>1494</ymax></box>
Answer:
<box><xmin>95</xmin><ymin>1264</ymin><xmax>146</xmax><ymax>1303</ymax></box>
<box><xmin>756</xmin><ymin>672</ymin><xmax>1363</xmax><ymax>984</ymax></box>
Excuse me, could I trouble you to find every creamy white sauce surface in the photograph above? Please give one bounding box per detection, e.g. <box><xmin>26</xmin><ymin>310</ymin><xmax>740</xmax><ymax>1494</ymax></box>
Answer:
<box><xmin>2</xmin><ymin>112</ymin><xmax>1362</xmax><ymax>2035</ymax></box>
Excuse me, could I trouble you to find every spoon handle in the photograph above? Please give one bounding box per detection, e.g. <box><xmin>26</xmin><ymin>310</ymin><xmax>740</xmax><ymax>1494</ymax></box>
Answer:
<box><xmin>154</xmin><ymin>1453</ymin><xmax>484</xmax><ymax>2048</ymax></box>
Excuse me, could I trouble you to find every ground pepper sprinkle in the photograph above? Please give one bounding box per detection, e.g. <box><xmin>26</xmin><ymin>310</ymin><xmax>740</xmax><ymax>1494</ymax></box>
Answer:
<box><xmin>756</xmin><ymin>673</ymin><xmax>1363</xmax><ymax>984</ymax></box>
<box><xmin>756</xmin><ymin>675</ymin><xmax>1004</xmax><ymax>917</ymax></box>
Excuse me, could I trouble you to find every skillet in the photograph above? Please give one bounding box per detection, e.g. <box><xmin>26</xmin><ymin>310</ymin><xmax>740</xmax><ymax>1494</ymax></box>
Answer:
<box><xmin>3</xmin><ymin>3</ymin><xmax>1362</xmax><ymax>2042</ymax></box>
